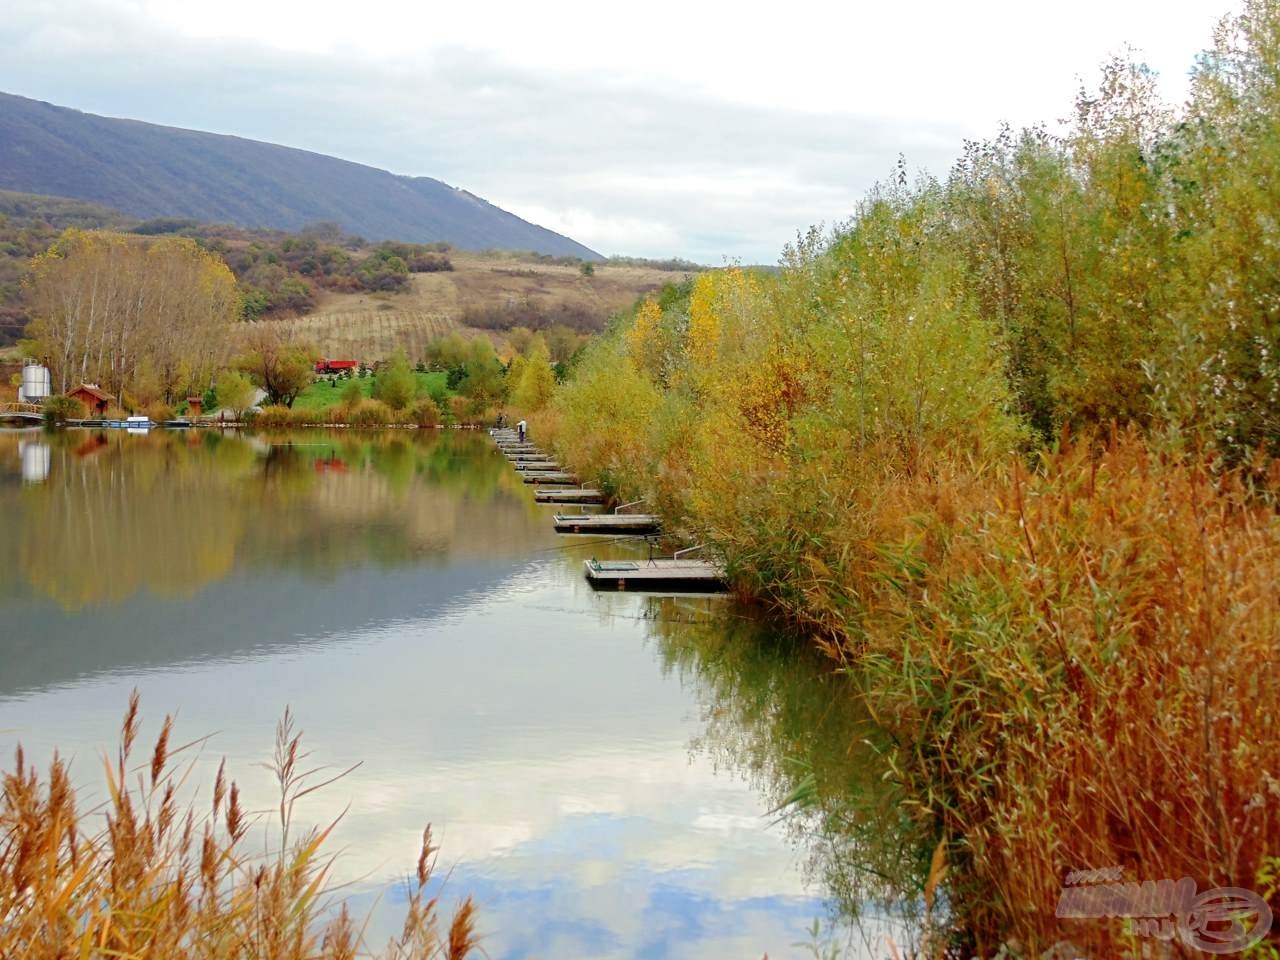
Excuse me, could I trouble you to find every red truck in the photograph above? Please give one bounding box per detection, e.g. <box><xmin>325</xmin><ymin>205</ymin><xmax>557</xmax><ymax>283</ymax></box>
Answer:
<box><xmin>314</xmin><ymin>359</ymin><xmax>359</xmax><ymax>374</ymax></box>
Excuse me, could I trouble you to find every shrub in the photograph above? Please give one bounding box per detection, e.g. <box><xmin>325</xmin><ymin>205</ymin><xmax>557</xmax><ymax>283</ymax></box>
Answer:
<box><xmin>253</xmin><ymin>404</ymin><xmax>294</xmax><ymax>428</ymax></box>
<box><xmin>448</xmin><ymin>399</ymin><xmax>481</xmax><ymax>427</ymax></box>
<box><xmin>407</xmin><ymin>252</ymin><xmax>453</xmax><ymax>272</ymax></box>
<box><xmin>143</xmin><ymin>401</ymin><xmax>175</xmax><ymax>423</ymax></box>
<box><xmin>41</xmin><ymin>394</ymin><xmax>86</xmax><ymax>423</ymax></box>
<box><xmin>341</xmin><ymin>379</ymin><xmax>363</xmax><ymax>408</ymax></box>
<box><xmin>348</xmin><ymin>399</ymin><xmax>392</xmax><ymax>427</ymax></box>
<box><xmin>460</xmin><ymin>300</ymin><xmax>603</xmax><ymax>333</ymax></box>
<box><xmin>409</xmin><ymin>396</ymin><xmax>442</xmax><ymax>427</ymax></box>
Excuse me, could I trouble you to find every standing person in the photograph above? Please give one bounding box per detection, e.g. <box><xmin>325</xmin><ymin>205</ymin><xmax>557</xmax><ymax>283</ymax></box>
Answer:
<box><xmin>517</xmin><ymin>419</ymin><xmax>527</xmax><ymax>443</ymax></box>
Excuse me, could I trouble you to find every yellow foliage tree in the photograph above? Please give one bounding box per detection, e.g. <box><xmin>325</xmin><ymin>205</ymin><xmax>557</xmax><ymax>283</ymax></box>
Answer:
<box><xmin>625</xmin><ymin>297</ymin><xmax>665</xmax><ymax>383</ymax></box>
<box><xmin>24</xmin><ymin>230</ymin><xmax>238</xmax><ymax>401</ymax></box>
<box><xmin>512</xmin><ymin>339</ymin><xmax>556</xmax><ymax>412</ymax></box>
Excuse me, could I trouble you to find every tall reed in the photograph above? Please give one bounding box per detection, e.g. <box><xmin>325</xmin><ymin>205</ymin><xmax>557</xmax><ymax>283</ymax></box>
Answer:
<box><xmin>0</xmin><ymin>693</ymin><xmax>478</xmax><ymax>959</ymax></box>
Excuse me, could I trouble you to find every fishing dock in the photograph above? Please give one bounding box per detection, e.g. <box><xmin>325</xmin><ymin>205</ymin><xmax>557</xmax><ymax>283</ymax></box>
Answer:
<box><xmin>582</xmin><ymin>555</ymin><xmax>727</xmax><ymax>593</ymax></box>
<box><xmin>489</xmin><ymin>428</ymin><xmax>726</xmax><ymax>593</ymax></box>
<box><xmin>553</xmin><ymin>498</ymin><xmax>661</xmax><ymax>534</ymax></box>
<box><xmin>534</xmin><ymin>488</ymin><xmax>605</xmax><ymax>504</ymax></box>
<box><xmin>553</xmin><ymin>513</ymin><xmax>662</xmax><ymax>534</ymax></box>
<box><xmin>523</xmin><ymin>471</ymin><xmax>580</xmax><ymax>484</ymax></box>
<box><xmin>489</xmin><ymin>430</ymin><xmax>580</xmax><ymax>484</ymax></box>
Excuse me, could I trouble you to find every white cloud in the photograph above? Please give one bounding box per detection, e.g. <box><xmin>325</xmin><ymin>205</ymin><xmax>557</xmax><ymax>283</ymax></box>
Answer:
<box><xmin>0</xmin><ymin>0</ymin><xmax>1245</xmax><ymax>261</ymax></box>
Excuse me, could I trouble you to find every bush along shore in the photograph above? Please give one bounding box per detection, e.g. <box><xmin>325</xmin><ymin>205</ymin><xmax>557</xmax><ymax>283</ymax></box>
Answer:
<box><xmin>30</xmin><ymin>333</ymin><xmax>559</xmax><ymax>430</ymax></box>
<box><xmin>535</xmin><ymin>7</ymin><xmax>1280</xmax><ymax>955</ymax></box>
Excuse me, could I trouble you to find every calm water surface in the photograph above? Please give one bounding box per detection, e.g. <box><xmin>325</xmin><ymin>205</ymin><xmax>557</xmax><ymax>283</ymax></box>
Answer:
<box><xmin>0</xmin><ymin>428</ymin><xmax>909</xmax><ymax>958</ymax></box>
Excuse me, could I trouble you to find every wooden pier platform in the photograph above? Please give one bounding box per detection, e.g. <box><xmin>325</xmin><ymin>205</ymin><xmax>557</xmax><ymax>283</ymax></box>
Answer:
<box><xmin>534</xmin><ymin>488</ymin><xmax>605</xmax><ymax>504</ymax></box>
<box><xmin>513</xmin><ymin>461</ymin><xmax>561</xmax><ymax>471</ymax></box>
<box><xmin>523</xmin><ymin>471</ymin><xmax>579</xmax><ymax>484</ymax></box>
<box><xmin>583</xmin><ymin>557</ymin><xmax>727</xmax><ymax>592</ymax></box>
<box><xmin>509</xmin><ymin>455</ymin><xmax>551</xmax><ymax>462</ymax></box>
<box><xmin>553</xmin><ymin>513</ymin><xmax>661</xmax><ymax>534</ymax></box>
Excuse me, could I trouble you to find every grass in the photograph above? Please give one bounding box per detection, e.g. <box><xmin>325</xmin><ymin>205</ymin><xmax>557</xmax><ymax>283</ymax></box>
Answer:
<box><xmin>0</xmin><ymin>692</ymin><xmax>478</xmax><ymax>959</ymax></box>
<box><xmin>293</xmin><ymin>372</ymin><xmax>447</xmax><ymax>412</ymax></box>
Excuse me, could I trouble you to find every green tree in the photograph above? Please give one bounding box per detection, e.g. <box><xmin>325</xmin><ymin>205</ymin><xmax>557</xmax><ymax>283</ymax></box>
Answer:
<box><xmin>214</xmin><ymin>370</ymin><xmax>256</xmax><ymax>420</ymax></box>
<box><xmin>373</xmin><ymin>350</ymin><xmax>418</xmax><ymax>411</ymax></box>
<box><xmin>459</xmin><ymin>337</ymin><xmax>505</xmax><ymax>406</ymax></box>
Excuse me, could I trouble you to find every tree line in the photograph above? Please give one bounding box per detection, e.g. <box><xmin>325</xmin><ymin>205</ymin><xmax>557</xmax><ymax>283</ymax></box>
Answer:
<box><xmin>23</xmin><ymin>230</ymin><xmax>238</xmax><ymax>404</ymax></box>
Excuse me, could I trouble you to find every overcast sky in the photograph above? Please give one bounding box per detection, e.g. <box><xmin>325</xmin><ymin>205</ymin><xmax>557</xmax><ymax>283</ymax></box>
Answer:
<box><xmin>0</xmin><ymin>0</ymin><xmax>1242</xmax><ymax>262</ymax></box>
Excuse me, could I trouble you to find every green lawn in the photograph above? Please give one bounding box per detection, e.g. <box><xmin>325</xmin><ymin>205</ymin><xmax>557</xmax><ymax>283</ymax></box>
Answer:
<box><xmin>292</xmin><ymin>371</ymin><xmax>448</xmax><ymax>411</ymax></box>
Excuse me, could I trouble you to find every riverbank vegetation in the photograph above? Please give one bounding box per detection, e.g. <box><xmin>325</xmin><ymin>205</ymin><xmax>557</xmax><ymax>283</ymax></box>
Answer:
<box><xmin>541</xmin><ymin>3</ymin><xmax>1280</xmax><ymax>954</ymax></box>
<box><xmin>0</xmin><ymin>694</ymin><xmax>477</xmax><ymax>959</ymax></box>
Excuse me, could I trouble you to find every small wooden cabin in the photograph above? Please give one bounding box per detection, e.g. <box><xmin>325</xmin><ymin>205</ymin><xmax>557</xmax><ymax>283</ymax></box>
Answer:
<box><xmin>68</xmin><ymin>383</ymin><xmax>115</xmax><ymax>416</ymax></box>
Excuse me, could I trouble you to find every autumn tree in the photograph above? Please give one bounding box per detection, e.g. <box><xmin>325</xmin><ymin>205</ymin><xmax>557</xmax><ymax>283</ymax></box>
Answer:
<box><xmin>214</xmin><ymin>370</ymin><xmax>256</xmax><ymax>420</ymax></box>
<box><xmin>512</xmin><ymin>337</ymin><xmax>556</xmax><ymax>411</ymax></box>
<box><xmin>238</xmin><ymin>326</ymin><xmax>317</xmax><ymax>408</ymax></box>
<box><xmin>23</xmin><ymin>230</ymin><xmax>238</xmax><ymax>400</ymax></box>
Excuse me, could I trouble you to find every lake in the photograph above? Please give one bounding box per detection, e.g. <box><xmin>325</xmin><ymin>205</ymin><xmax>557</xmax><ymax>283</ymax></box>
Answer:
<box><xmin>0</xmin><ymin>428</ymin><xmax>911</xmax><ymax>959</ymax></box>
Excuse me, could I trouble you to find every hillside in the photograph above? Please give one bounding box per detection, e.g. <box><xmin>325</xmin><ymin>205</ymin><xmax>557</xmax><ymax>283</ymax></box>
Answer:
<box><xmin>0</xmin><ymin>91</ymin><xmax>599</xmax><ymax>258</ymax></box>
<box><xmin>0</xmin><ymin>190</ymin><xmax>697</xmax><ymax>357</ymax></box>
<box><xmin>266</xmin><ymin>251</ymin><xmax>686</xmax><ymax>361</ymax></box>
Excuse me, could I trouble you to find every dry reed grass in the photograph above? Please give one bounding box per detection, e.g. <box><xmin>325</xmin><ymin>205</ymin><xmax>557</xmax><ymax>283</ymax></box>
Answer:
<box><xmin>845</xmin><ymin>431</ymin><xmax>1280</xmax><ymax>954</ymax></box>
<box><xmin>0</xmin><ymin>693</ymin><xmax>479</xmax><ymax>959</ymax></box>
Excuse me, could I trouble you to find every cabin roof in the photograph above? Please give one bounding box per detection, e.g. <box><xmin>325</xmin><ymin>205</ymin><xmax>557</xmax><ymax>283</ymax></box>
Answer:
<box><xmin>70</xmin><ymin>383</ymin><xmax>116</xmax><ymax>402</ymax></box>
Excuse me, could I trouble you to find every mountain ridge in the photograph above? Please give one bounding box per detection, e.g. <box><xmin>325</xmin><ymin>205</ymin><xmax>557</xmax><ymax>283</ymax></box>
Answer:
<box><xmin>0</xmin><ymin>91</ymin><xmax>600</xmax><ymax>258</ymax></box>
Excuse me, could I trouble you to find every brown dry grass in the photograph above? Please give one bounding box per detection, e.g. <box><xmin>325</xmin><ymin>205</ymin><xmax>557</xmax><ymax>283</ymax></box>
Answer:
<box><xmin>0</xmin><ymin>693</ymin><xmax>479</xmax><ymax>959</ymax></box>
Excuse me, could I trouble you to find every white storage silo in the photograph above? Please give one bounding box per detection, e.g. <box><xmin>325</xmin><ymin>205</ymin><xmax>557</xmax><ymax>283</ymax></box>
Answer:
<box><xmin>19</xmin><ymin>359</ymin><xmax>52</xmax><ymax>404</ymax></box>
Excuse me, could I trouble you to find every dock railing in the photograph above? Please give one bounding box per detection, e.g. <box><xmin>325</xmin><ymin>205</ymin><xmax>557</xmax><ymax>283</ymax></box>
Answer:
<box><xmin>673</xmin><ymin>543</ymin><xmax>709</xmax><ymax>561</ymax></box>
<box><xmin>614</xmin><ymin>499</ymin><xmax>646</xmax><ymax>515</ymax></box>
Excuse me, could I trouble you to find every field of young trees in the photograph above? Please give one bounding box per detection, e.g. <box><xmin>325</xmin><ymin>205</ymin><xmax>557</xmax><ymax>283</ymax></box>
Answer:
<box><xmin>257</xmin><ymin>309</ymin><xmax>459</xmax><ymax>361</ymax></box>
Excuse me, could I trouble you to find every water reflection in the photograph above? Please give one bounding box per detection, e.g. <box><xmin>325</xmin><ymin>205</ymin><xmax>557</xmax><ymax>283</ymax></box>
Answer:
<box><xmin>18</xmin><ymin>437</ymin><xmax>49</xmax><ymax>483</ymax></box>
<box><xmin>0</xmin><ymin>429</ymin><xmax>541</xmax><ymax>611</ymax></box>
<box><xmin>1</xmin><ymin>428</ymin><xmax>884</xmax><ymax>958</ymax></box>
<box><xmin>648</xmin><ymin>603</ymin><xmax>930</xmax><ymax>955</ymax></box>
